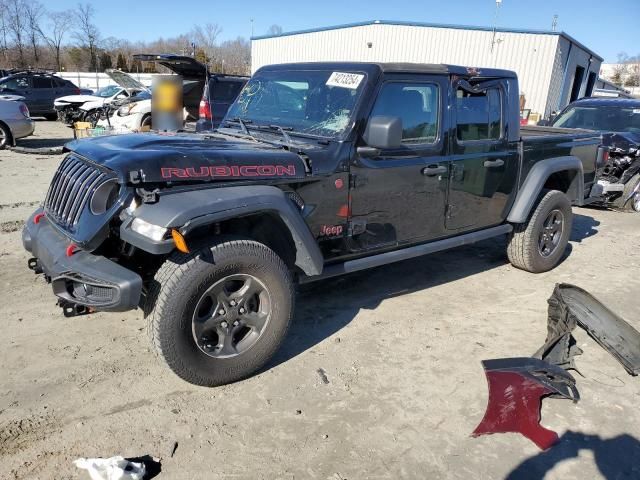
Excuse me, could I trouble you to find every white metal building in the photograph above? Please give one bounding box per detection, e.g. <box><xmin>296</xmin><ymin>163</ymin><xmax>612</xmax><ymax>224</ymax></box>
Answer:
<box><xmin>251</xmin><ymin>20</ymin><xmax>603</xmax><ymax>119</ymax></box>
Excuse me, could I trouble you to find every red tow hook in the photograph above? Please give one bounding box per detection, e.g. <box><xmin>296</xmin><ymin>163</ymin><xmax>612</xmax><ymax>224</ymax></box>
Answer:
<box><xmin>65</xmin><ymin>244</ymin><xmax>79</xmax><ymax>257</ymax></box>
<box><xmin>33</xmin><ymin>213</ymin><xmax>45</xmax><ymax>224</ymax></box>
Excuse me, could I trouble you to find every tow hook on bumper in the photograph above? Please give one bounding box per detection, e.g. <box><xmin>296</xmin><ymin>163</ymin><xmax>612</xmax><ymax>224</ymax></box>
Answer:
<box><xmin>27</xmin><ymin>257</ymin><xmax>43</xmax><ymax>274</ymax></box>
<box><xmin>57</xmin><ymin>299</ymin><xmax>94</xmax><ymax>318</ymax></box>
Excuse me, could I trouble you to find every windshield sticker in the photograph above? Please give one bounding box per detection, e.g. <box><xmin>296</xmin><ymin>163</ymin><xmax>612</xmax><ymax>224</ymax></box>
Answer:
<box><xmin>326</xmin><ymin>72</ymin><xmax>364</xmax><ymax>90</ymax></box>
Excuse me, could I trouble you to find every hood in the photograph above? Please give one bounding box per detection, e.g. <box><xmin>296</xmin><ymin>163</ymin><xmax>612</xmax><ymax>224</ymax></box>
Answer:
<box><xmin>132</xmin><ymin>54</ymin><xmax>207</xmax><ymax>80</ymax></box>
<box><xmin>55</xmin><ymin>94</ymin><xmax>105</xmax><ymax>105</ymax></box>
<box><xmin>602</xmin><ymin>131</ymin><xmax>640</xmax><ymax>152</ymax></box>
<box><xmin>106</xmin><ymin>69</ymin><xmax>150</xmax><ymax>92</ymax></box>
<box><xmin>65</xmin><ymin>133</ymin><xmax>307</xmax><ymax>185</ymax></box>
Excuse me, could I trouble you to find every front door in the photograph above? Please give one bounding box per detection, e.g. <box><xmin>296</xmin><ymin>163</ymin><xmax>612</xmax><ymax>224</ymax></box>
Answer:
<box><xmin>349</xmin><ymin>76</ymin><xmax>450</xmax><ymax>251</ymax></box>
<box><xmin>446</xmin><ymin>79</ymin><xmax>519</xmax><ymax>230</ymax></box>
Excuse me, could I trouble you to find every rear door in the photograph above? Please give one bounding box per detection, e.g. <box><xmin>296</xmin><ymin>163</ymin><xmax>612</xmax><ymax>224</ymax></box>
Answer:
<box><xmin>349</xmin><ymin>74</ymin><xmax>450</xmax><ymax>250</ymax></box>
<box><xmin>31</xmin><ymin>76</ymin><xmax>55</xmax><ymax>113</ymax></box>
<box><xmin>446</xmin><ymin>79</ymin><xmax>519</xmax><ymax>230</ymax></box>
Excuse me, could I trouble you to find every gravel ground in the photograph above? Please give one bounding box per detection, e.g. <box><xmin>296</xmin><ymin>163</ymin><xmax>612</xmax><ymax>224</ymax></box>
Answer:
<box><xmin>0</xmin><ymin>121</ymin><xmax>639</xmax><ymax>480</ymax></box>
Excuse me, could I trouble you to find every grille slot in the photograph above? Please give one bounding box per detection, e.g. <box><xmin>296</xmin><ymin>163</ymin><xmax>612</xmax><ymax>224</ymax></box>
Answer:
<box><xmin>44</xmin><ymin>155</ymin><xmax>109</xmax><ymax>230</ymax></box>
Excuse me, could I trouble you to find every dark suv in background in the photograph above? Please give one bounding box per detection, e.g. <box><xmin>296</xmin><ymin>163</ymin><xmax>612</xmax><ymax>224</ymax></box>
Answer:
<box><xmin>196</xmin><ymin>74</ymin><xmax>248</xmax><ymax>131</ymax></box>
<box><xmin>0</xmin><ymin>70</ymin><xmax>81</xmax><ymax>119</ymax></box>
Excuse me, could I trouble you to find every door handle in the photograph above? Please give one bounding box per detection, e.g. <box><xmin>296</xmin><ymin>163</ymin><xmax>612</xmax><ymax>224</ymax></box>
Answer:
<box><xmin>422</xmin><ymin>165</ymin><xmax>447</xmax><ymax>176</ymax></box>
<box><xmin>483</xmin><ymin>159</ymin><xmax>505</xmax><ymax>168</ymax></box>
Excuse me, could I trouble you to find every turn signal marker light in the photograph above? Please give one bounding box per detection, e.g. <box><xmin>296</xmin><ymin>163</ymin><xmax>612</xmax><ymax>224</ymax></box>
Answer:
<box><xmin>171</xmin><ymin>229</ymin><xmax>190</xmax><ymax>253</ymax></box>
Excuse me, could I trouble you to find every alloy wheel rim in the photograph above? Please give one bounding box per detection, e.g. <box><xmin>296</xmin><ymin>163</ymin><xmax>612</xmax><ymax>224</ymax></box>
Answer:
<box><xmin>538</xmin><ymin>209</ymin><xmax>564</xmax><ymax>257</ymax></box>
<box><xmin>632</xmin><ymin>186</ymin><xmax>640</xmax><ymax>212</ymax></box>
<box><xmin>192</xmin><ymin>274</ymin><xmax>271</xmax><ymax>359</ymax></box>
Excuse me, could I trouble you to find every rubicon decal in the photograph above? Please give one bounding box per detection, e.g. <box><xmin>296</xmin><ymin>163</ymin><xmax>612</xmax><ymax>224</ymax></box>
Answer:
<box><xmin>161</xmin><ymin>165</ymin><xmax>297</xmax><ymax>179</ymax></box>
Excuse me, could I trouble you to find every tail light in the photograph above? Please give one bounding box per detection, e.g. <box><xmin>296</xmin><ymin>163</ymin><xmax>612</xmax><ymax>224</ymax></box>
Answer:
<box><xmin>597</xmin><ymin>146</ymin><xmax>610</xmax><ymax>168</ymax></box>
<box><xmin>74</xmin><ymin>88</ymin><xmax>81</xmax><ymax>95</ymax></box>
<box><xmin>199</xmin><ymin>99</ymin><xmax>211</xmax><ymax>120</ymax></box>
<box><xmin>19</xmin><ymin>103</ymin><xmax>30</xmax><ymax>118</ymax></box>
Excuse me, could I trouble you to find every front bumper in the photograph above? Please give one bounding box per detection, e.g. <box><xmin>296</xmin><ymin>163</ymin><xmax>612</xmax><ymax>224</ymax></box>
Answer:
<box><xmin>22</xmin><ymin>209</ymin><xmax>142</xmax><ymax>312</ymax></box>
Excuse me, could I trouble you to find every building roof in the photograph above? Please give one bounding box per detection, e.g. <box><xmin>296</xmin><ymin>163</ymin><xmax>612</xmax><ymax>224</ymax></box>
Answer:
<box><xmin>252</xmin><ymin>20</ymin><xmax>603</xmax><ymax>62</ymax></box>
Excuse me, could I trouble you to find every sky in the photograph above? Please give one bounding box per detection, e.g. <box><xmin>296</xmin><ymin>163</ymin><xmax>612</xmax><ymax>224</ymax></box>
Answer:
<box><xmin>49</xmin><ymin>0</ymin><xmax>639</xmax><ymax>62</ymax></box>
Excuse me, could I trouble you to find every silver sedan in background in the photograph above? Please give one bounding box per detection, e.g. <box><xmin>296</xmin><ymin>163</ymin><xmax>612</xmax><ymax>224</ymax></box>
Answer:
<box><xmin>0</xmin><ymin>98</ymin><xmax>35</xmax><ymax>149</ymax></box>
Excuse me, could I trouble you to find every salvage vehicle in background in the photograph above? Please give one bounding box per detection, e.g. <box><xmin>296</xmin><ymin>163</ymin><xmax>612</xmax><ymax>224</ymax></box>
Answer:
<box><xmin>0</xmin><ymin>98</ymin><xmax>34</xmax><ymax>148</ymax></box>
<box><xmin>54</xmin><ymin>70</ymin><xmax>147</xmax><ymax>126</ymax></box>
<box><xmin>23</xmin><ymin>62</ymin><xmax>605</xmax><ymax>386</ymax></box>
<box><xmin>98</xmin><ymin>54</ymin><xmax>214</xmax><ymax>132</ymax></box>
<box><xmin>548</xmin><ymin>97</ymin><xmax>640</xmax><ymax>212</ymax></box>
<box><xmin>0</xmin><ymin>70</ymin><xmax>81</xmax><ymax>119</ymax></box>
<box><xmin>196</xmin><ymin>74</ymin><xmax>248</xmax><ymax>131</ymax></box>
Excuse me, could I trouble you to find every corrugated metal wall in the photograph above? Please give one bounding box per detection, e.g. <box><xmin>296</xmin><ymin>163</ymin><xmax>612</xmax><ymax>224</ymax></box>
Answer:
<box><xmin>253</xmin><ymin>23</ymin><xmax>608</xmax><ymax>118</ymax></box>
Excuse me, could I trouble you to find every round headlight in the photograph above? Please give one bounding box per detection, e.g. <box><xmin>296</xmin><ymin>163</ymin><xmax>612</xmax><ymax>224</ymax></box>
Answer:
<box><xmin>90</xmin><ymin>179</ymin><xmax>119</xmax><ymax>215</ymax></box>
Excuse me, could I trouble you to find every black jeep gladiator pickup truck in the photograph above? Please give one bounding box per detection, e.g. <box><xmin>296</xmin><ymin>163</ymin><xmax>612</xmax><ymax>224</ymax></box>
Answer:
<box><xmin>23</xmin><ymin>62</ymin><xmax>605</xmax><ymax>386</ymax></box>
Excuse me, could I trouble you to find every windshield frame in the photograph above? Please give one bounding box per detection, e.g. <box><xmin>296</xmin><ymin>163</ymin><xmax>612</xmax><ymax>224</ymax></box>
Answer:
<box><xmin>222</xmin><ymin>68</ymin><xmax>369</xmax><ymax>141</ymax></box>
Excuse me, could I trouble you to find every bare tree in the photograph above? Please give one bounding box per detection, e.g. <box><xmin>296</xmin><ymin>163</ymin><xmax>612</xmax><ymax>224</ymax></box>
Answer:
<box><xmin>73</xmin><ymin>2</ymin><xmax>100</xmax><ymax>70</ymax></box>
<box><xmin>38</xmin><ymin>10</ymin><xmax>72</xmax><ymax>71</ymax></box>
<box><xmin>266</xmin><ymin>24</ymin><xmax>283</xmax><ymax>36</ymax></box>
<box><xmin>5</xmin><ymin>0</ymin><xmax>26</xmax><ymax>67</ymax></box>
<box><xmin>191</xmin><ymin>23</ymin><xmax>222</xmax><ymax>65</ymax></box>
<box><xmin>24</xmin><ymin>0</ymin><xmax>44</xmax><ymax>65</ymax></box>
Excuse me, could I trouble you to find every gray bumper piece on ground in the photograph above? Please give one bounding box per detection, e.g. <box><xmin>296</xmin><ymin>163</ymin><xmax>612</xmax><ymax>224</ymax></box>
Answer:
<box><xmin>22</xmin><ymin>210</ymin><xmax>142</xmax><ymax>312</ymax></box>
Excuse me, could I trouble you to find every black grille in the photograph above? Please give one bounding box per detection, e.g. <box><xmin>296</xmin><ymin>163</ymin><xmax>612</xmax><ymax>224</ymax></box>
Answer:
<box><xmin>44</xmin><ymin>155</ymin><xmax>108</xmax><ymax>230</ymax></box>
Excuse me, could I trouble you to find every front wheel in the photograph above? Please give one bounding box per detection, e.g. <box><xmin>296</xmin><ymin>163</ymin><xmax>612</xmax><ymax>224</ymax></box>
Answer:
<box><xmin>507</xmin><ymin>190</ymin><xmax>573</xmax><ymax>273</ymax></box>
<box><xmin>0</xmin><ymin>122</ymin><xmax>12</xmax><ymax>149</ymax></box>
<box><xmin>613</xmin><ymin>173</ymin><xmax>640</xmax><ymax>212</ymax></box>
<box><xmin>145</xmin><ymin>239</ymin><xmax>294</xmax><ymax>386</ymax></box>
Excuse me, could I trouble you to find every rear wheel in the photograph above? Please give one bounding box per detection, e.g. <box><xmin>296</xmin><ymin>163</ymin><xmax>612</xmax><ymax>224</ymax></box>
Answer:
<box><xmin>44</xmin><ymin>113</ymin><xmax>57</xmax><ymax>121</ymax></box>
<box><xmin>613</xmin><ymin>174</ymin><xmax>640</xmax><ymax>212</ymax></box>
<box><xmin>507</xmin><ymin>190</ymin><xmax>573</xmax><ymax>273</ymax></box>
<box><xmin>0</xmin><ymin>122</ymin><xmax>12</xmax><ymax>149</ymax></box>
<box><xmin>145</xmin><ymin>239</ymin><xmax>294</xmax><ymax>386</ymax></box>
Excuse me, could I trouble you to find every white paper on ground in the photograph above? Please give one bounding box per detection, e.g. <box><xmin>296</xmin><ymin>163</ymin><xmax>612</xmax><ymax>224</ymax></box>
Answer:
<box><xmin>73</xmin><ymin>456</ymin><xmax>146</xmax><ymax>480</ymax></box>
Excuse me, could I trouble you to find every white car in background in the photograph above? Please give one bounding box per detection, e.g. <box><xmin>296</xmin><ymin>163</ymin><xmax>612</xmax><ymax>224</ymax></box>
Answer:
<box><xmin>98</xmin><ymin>54</ymin><xmax>208</xmax><ymax>132</ymax></box>
<box><xmin>54</xmin><ymin>70</ymin><xmax>147</xmax><ymax>125</ymax></box>
<box><xmin>0</xmin><ymin>99</ymin><xmax>34</xmax><ymax>148</ymax></box>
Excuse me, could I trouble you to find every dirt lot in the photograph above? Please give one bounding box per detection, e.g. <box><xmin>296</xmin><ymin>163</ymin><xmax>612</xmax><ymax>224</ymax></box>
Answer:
<box><xmin>1</xmin><ymin>121</ymin><xmax>639</xmax><ymax>480</ymax></box>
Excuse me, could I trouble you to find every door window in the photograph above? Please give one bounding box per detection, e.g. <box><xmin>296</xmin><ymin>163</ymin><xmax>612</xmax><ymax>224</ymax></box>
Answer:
<box><xmin>370</xmin><ymin>82</ymin><xmax>440</xmax><ymax>144</ymax></box>
<box><xmin>211</xmin><ymin>81</ymin><xmax>245</xmax><ymax>103</ymax></box>
<box><xmin>1</xmin><ymin>76</ymin><xmax>29</xmax><ymax>90</ymax></box>
<box><xmin>456</xmin><ymin>87</ymin><xmax>502</xmax><ymax>141</ymax></box>
<box><xmin>32</xmin><ymin>77</ymin><xmax>53</xmax><ymax>89</ymax></box>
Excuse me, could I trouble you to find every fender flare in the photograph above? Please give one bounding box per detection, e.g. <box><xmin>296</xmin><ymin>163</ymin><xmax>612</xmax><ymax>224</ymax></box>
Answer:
<box><xmin>507</xmin><ymin>156</ymin><xmax>584</xmax><ymax>224</ymax></box>
<box><xmin>121</xmin><ymin>185</ymin><xmax>324</xmax><ymax>276</ymax></box>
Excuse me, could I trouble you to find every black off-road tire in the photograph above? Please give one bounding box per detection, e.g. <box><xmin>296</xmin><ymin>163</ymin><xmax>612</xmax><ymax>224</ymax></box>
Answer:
<box><xmin>612</xmin><ymin>173</ymin><xmax>640</xmax><ymax>212</ymax></box>
<box><xmin>507</xmin><ymin>190</ymin><xmax>573</xmax><ymax>273</ymax></box>
<box><xmin>145</xmin><ymin>239</ymin><xmax>294</xmax><ymax>386</ymax></box>
<box><xmin>140</xmin><ymin>114</ymin><xmax>152</xmax><ymax>131</ymax></box>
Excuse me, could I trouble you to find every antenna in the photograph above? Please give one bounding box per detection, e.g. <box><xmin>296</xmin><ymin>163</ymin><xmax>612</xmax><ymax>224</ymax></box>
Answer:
<box><xmin>552</xmin><ymin>14</ymin><xmax>558</xmax><ymax>31</ymax></box>
<box><xmin>491</xmin><ymin>0</ymin><xmax>503</xmax><ymax>53</ymax></box>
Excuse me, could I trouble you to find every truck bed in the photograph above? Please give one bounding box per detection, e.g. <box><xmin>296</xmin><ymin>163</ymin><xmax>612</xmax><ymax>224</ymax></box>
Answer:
<box><xmin>519</xmin><ymin>125</ymin><xmax>601</xmax><ymax>202</ymax></box>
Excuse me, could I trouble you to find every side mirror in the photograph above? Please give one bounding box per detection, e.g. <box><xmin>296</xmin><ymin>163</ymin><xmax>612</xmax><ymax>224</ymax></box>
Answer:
<box><xmin>362</xmin><ymin>115</ymin><xmax>403</xmax><ymax>151</ymax></box>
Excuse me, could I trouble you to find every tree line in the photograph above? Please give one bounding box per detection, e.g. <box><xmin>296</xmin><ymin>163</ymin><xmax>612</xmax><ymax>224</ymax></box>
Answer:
<box><xmin>610</xmin><ymin>53</ymin><xmax>640</xmax><ymax>88</ymax></box>
<box><xmin>0</xmin><ymin>1</ymin><xmax>253</xmax><ymax>75</ymax></box>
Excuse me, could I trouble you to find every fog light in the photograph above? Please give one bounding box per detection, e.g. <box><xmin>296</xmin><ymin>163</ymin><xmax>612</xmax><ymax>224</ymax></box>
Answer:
<box><xmin>131</xmin><ymin>218</ymin><xmax>167</xmax><ymax>241</ymax></box>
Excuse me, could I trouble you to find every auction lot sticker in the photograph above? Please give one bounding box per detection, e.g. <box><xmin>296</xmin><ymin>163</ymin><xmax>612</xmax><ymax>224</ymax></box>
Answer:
<box><xmin>326</xmin><ymin>72</ymin><xmax>365</xmax><ymax>89</ymax></box>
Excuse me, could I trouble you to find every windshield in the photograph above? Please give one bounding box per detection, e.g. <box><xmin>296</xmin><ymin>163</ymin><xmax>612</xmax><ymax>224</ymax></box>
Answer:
<box><xmin>224</xmin><ymin>69</ymin><xmax>367</xmax><ymax>139</ymax></box>
<box><xmin>95</xmin><ymin>85</ymin><xmax>122</xmax><ymax>98</ymax></box>
<box><xmin>552</xmin><ymin>105</ymin><xmax>640</xmax><ymax>134</ymax></box>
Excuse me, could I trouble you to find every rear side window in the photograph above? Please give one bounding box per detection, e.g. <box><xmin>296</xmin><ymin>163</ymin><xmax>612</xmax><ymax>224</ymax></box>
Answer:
<box><xmin>211</xmin><ymin>81</ymin><xmax>245</xmax><ymax>103</ymax></box>
<box><xmin>33</xmin><ymin>77</ymin><xmax>53</xmax><ymax>89</ymax></box>
<box><xmin>369</xmin><ymin>82</ymin><xmax>440</xmax><ymax>144</ymax></box>
<box><xmin>456</xmin><ymin>87</ymin><xmax>502</xmax><ymax>141</ymax></box>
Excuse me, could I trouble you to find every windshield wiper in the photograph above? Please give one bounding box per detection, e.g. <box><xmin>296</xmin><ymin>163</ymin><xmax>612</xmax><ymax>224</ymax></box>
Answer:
<box><xmin>262</xmin><ymin>124</ymin><xmax>294</xmax><ymax>149</ymax></box>
<box><xmin>223</xmin><ymin>117</ymin><xmax>257</xmax><ymax>141</ymax></box>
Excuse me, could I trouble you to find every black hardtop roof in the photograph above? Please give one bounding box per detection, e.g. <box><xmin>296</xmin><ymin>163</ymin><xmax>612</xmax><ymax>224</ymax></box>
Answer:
<box><xmin>258</xmin><ymin>61</ymin><xmax>517</xmax><ymax>79</ymax></box>
<box><xmin>571</xmin><ymin>97</ymin><xmax>640</xmax><ymax>108</ymax></box>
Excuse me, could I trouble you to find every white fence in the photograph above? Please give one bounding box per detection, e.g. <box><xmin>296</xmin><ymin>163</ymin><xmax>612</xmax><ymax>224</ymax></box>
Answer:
<box><xmin>56</xmin><ymin>72</ymin><xmax>163</xmax><ymax>91</ymax></box>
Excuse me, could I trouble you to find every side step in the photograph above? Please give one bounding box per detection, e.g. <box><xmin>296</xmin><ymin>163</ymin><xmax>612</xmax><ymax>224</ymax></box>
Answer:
<box><xmin>301</xmin><ymin>224</ymin><xmax>513</xmax><ymax>284</ymax></box>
